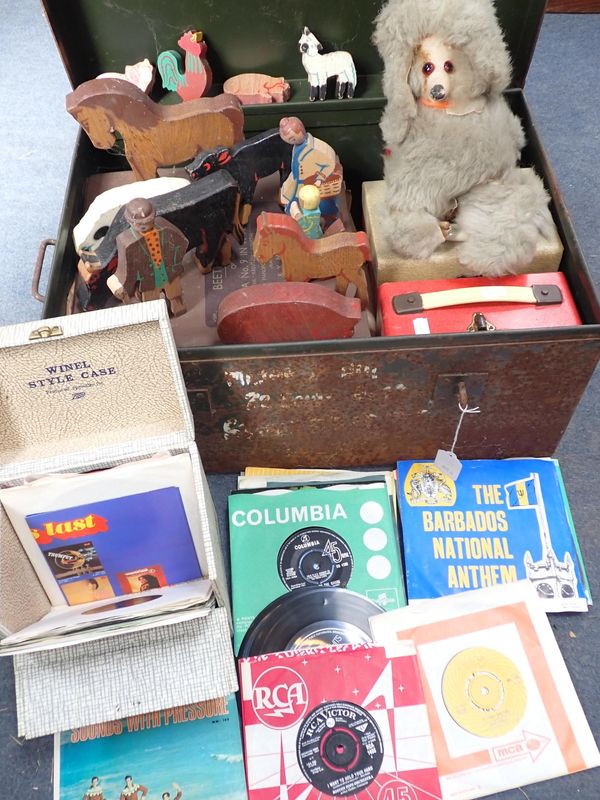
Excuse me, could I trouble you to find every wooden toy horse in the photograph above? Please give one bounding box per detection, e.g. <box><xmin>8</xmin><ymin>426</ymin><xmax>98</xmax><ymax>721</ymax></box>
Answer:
<box><xmin>66</xmin><ymin>78</ymin><xmax>244</xmax><ymax>181</ymax></box>
<box><xmin>253</xmin><ymin>212</ymin><xmax>370</xmax><ymax>308</ymax></box>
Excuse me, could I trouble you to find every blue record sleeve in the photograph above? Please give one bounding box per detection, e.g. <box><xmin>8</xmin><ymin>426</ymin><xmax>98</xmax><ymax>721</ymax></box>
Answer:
<box><xmin>396</xmin><ymin>458</ymin><xmax>590</xmax><ymax>612</ymax></box>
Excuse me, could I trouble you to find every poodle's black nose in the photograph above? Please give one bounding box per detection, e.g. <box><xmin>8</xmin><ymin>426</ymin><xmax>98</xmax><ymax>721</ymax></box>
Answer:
<box><xmin>430</xmin><ymin>84</ymin><xmax>446</xmax><ymax>100</ymax></box>
<box><xmin>300</xmin><ymin>43</ymin><xmax>308</xmax><ymax>52</ymax></box>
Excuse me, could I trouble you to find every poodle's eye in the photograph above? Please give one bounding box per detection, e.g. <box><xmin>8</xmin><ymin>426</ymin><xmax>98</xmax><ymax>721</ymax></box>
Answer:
<box><xmin>444</xmin><ymin>61</ymin><xmax>454</xmax><ymax>73</ymax></box>
<box><xmin>422</xmin><ymin>62</ymin><xmax>435</xmax><ymax>75</ymax></box>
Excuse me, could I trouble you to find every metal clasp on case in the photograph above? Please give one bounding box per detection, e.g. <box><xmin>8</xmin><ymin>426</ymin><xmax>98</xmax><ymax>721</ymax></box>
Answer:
<box><xmin>29</xmin><ymin>325</ymin><xmax>64</xmax><ymax>340</ymax></box>
<box><xmin>467</xmin><ymin>312</ymin><xmax>496</xmax><ymax>332</ymax></box>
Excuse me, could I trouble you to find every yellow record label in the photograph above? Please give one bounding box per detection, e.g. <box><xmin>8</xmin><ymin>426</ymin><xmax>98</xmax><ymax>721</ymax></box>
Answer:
<box><xmin>441</xmin><ymin>647</ymin><xmax>527</xmax><ymax>738</ymax></box>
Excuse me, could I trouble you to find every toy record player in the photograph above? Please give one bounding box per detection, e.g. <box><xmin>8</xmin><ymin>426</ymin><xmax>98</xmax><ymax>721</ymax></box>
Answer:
<box><xmin>36</xmin><ymin>0</ymin><xmax>600</xmax><ymax>472</ymax></box>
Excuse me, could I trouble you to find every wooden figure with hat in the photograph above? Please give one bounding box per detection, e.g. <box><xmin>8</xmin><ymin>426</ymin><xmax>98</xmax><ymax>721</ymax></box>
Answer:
<box><xmin>108</xmin><ymin>198</ymin><xmax>189</xmax><ymax>317</ymax></box>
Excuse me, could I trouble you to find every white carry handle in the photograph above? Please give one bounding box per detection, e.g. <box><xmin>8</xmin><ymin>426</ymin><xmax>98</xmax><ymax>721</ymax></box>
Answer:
<box><xmin>392</xmin><ymin>283</ymin><xmax>563</xmax><ymax>315</ymax></box>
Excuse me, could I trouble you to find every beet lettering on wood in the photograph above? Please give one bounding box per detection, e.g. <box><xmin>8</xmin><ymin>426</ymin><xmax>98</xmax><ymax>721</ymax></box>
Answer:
<box><xmin>186</xmin><ymin>128</ymin><xmax>293</xmax><ymax>225</ymax></box>
<box><xmin>157</xmin><ymin>30</ymin><xmax>213</xmax><ymax>101</ymax></box>
<box><xmin>223</xmin><ymin>73</ymin><xmax>291</xmax><ymax>104</ymax></box>
<box><xmin>217</xmin><ymin>282</ymin><xmax>361</xmax><ymax>343</ymax></box>
<box><xmin>77</xmin><ymin>171</ymin><xmax>241</xmax><ymax>311</ymax></box>
<box><xmin>253</xmin><ymin>212</ymin><xmax>371</xmax><ymax>308</ymax></box>
<box><xmin>66</xmin><ymin>78</ymin><xmax>244</xmax><ymax>180</ymax></box>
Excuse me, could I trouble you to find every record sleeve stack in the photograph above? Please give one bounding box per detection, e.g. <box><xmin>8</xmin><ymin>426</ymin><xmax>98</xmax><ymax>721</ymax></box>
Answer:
<box><xmin>228</xmin><ymin>461</ymin><xmax>599</xmax><ymax>800</ymax></box>
<box><xmin>228</xmin><ymin>467</ymin><xmax>405</xmax><ymax>656</ymax></box>
<box><xmin>0</xmin><ymin>453</ymin><xmax>218</xmax><ymax>655</ymax></box>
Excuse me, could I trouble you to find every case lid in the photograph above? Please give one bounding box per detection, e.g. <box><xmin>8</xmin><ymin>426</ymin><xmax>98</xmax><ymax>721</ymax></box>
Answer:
<box><xmin>0</xmin><ymin>301</ymin><xmax>194</xmax><ymax>483</ymax></box>
<box><xmin>43</xmin><ymin>0</ymin><xmax>545</xmax><ymax>97</ymax></box>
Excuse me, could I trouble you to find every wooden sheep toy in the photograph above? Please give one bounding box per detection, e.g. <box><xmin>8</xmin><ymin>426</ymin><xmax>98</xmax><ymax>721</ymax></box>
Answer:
<box><xmin>298</xmin><ymin>27</ymin><xmax>356</xmax><ymax>101</ymax></box>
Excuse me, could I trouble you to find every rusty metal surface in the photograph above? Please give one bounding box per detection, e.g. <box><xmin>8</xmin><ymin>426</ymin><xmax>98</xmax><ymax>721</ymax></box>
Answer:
<box><xmin>181</xmin><ymin>334</ymin><xmax>600</xmax><ymax>472</ymax></box>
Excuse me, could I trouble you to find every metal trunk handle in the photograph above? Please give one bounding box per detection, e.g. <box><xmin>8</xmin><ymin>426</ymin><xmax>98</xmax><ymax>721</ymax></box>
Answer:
<box><xmin>32</xmin><ymin>238</ymin><xmax>57</xmax><ymax>302</ymax></box>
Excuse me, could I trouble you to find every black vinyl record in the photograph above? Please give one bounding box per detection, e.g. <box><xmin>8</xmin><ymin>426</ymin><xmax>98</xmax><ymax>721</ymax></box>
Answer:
<box><xmin>296</xmin><ymin>700</ymin><xmax>384</xmax><ymax>796</ymax></box>
<box><xmin>277</xmin><ymin>526</ymin><xmax>354</xmax><ymax>591</ymax></box>
<box><xmin>238</xmin><ymin>586</ymin><xmax>383</xmax><ymax>658</ymax></box>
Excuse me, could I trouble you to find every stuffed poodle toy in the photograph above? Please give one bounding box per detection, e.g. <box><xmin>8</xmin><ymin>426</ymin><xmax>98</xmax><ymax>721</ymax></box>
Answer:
<box><xmin>373</xmin><ymin>0</ymin><xmax>554</xmax><ymax>275</ymax></box>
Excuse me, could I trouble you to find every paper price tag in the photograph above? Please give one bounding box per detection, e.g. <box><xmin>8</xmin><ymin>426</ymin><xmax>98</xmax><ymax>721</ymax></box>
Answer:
<box><xmin>435</xmin><ymin>449</ymin><xmax>462</xmax><ymax>480</ymax></box>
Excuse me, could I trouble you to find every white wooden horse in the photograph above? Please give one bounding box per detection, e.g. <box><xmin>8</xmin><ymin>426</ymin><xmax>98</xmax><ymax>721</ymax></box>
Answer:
<box><xmin>298</xmin><ymin>27</ymin><xmax>357</xmax><ymax>101</ymax></box>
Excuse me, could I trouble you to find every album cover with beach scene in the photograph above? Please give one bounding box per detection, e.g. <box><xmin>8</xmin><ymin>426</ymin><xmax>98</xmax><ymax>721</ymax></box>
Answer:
<box><xmin>54</xmin><ymin>696</ymin><xmax>247</xmax><ymax>800</ymax></box>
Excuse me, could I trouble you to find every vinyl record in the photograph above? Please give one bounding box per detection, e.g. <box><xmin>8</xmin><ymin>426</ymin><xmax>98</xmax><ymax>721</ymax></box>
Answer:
<box><xmin>296</xmin><ymin>700</ymin><xmax>384</xmax><ymax>796</ymax></box>
<box><xmin>277</xmin><ymin>526</ymin><xmax>354</xmax><ymax>591</ymax></box>
<box><xmin>441</xmin><ymin>646</ymin><xmax>527</xmax><ymax>738</ymax></box>
<box><xmin>238</xmin><ymin>587</ymin><xmax>383</xmax><ymax>658</ymax></box>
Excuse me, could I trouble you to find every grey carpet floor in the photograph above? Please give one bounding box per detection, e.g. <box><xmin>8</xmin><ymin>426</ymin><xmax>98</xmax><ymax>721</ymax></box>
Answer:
<box><xmin>0</xmin><ymin>5</ymin><xmax>599</xmax><ymax>799</ymax></box>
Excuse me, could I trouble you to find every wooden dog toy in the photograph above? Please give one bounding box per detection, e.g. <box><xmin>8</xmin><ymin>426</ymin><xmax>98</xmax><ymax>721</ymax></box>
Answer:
<box><xmin>186</xmin><ymin>128</ymin><xmax>293</xmax><ymax>225</ymax></box>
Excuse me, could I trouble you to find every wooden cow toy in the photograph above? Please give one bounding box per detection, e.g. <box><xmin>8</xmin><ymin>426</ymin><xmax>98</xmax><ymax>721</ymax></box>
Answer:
<box><xmin>186</xmin><ymin>128</ymin><xmax>293</xmax><ymax>225</ymax></box>
<box><xmin>253</xmin><ymin>212</ymin><xmax>371</xmax><ymax>308</ymax></box>
<box><xmin>73</xmin><ymin>176</ymin><xmax>190</xmax><ymax>255</ymax></box>
<box><xmin>66</xmin><ymin>78</ymin><xmax>244</xmax><ymax>180</ymax></box>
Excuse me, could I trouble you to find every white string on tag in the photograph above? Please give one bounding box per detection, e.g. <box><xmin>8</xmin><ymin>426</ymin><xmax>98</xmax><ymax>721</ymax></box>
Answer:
<box><xmin>450</xmin><ymin>401</ymin><xmax>481</xmax><ymax>454</ymax></box>
<box><xmin>435</xmin><ymin>401</ymin><xmax>481</xmax><ymax>481</ymax></box>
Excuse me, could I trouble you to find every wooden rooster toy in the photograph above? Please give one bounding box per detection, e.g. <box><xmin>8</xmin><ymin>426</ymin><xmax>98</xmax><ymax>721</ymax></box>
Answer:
<box><xmin>157</xmin><ymin>30</ymin><xmax>213</xmax><ymax>101</ymax></box>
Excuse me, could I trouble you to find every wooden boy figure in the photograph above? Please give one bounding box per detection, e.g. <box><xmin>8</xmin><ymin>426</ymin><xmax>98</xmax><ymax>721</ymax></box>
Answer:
<box><xmin>279</xmin><ymin>116</ymin><xmax>343</xmax><ymax>229</ymax></box>
<box><xmin>108</xmin><ymin>197</ymin><xmax>189</xmax><ymax>317</ymax></box>
<box><xmin>290</xmin><ymin>185</ymin><xmax>323</xmax><ymax>239</ymax></box>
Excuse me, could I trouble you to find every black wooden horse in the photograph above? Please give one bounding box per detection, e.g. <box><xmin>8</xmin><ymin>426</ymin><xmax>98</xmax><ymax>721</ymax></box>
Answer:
<box><xmin>186</xmin><ymin>128</ymin><xmax>293</xmax><ymax>225</ymax></box>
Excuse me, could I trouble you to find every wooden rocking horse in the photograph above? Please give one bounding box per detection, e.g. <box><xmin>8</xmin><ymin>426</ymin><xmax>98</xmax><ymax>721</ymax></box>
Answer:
<box><xmin>253</xmin><ymin>212</ymin><xmax>371</xmax><ymax>308</ymax></box>
<box><xmin>66</xmin><ymin>77</ymin><xmax>244</xmax><ymax>181</ymax></box>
